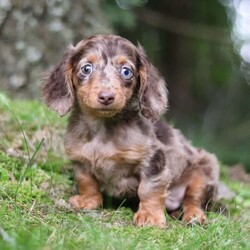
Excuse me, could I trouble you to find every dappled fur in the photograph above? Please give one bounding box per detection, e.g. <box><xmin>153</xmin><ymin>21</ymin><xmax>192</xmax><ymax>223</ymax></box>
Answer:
<box><xmin>43</xmin><ymin>35</ymin><xmax>219</xmax><ymax>227</ymax></box>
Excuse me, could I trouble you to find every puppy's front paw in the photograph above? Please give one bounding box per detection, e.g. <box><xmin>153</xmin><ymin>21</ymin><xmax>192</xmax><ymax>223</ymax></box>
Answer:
<box><xmin>182</xmin><ymin>207</ymin><xmax>206</xmax><ymax>225</ymax></box>
<box><xmin>133</xmin><ymin>210</ymin><xmax>166</xmax><ymax>228</ymax></box>
<box><xmin>69</xmin><ymin>195</ymin><xmax>102</xmax><ymax>210</ymax></box>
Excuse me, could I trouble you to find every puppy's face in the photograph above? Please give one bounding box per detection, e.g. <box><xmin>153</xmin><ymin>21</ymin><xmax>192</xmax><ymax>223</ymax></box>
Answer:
<box><xmin>70</xmin><ymin>37</ymin><xmax>139</xmax><ymax>117</ymax></box>
<box><xmin>43</xmin><ymin>35</ymin><xmax>168</xmax><ymax>121</ymax></box>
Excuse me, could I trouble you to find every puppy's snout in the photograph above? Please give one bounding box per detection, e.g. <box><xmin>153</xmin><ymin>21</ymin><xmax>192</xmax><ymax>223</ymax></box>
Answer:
<box><xmin>98</xmin><ymin>91</ymin><xmax>115</xmax><ymax>106</ymax></box>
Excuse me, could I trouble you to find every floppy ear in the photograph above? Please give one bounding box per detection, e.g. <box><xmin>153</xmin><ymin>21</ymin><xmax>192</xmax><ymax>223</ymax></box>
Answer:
<box><xmin>137</xmin><ymin>45</ymin><xmax>168</xmax><ymax>121</ymax></box>
<box><xmin>42</xmin><ymin>46</ymin><xmax>75</xmax><ymax>116</ymax></box>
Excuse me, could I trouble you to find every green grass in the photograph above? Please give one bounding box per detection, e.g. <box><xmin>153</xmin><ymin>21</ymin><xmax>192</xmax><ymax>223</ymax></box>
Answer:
<box><xmin>0</xmin><ymin>93</ymin><xmax>250</xmax><ymax>250</ymax></box>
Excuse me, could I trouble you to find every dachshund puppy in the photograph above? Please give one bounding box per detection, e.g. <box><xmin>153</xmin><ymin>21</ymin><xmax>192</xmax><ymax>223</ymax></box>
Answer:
<box><xmin>43</xmin><ymin>35</ymin><xmax>219</xmax><ymax>228</ymax></box>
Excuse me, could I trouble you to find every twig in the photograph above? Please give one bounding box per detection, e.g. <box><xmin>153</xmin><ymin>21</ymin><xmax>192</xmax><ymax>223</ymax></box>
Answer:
<box><xmin>28</xmin><ymin>200</ymin><xmax>36</xmax><ymax>215</ymax></box>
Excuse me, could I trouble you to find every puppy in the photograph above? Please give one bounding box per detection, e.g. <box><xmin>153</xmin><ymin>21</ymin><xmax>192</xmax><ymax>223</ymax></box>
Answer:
<box><xmin>43</xmin><ymin>34</ymin><xmax>219</xmax><ymax>228</ymax></box>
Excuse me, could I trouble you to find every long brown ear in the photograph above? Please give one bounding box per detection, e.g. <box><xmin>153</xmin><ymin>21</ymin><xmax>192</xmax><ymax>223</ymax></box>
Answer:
<box><xmin>42</xmin><ymin>46</ymin><xmax>75</xmax><ymax>116</ymax></box>
<box><xmin>137</xmin><ymin>45</ymin><xmax>168</xmax><ymax>121</ymax></box>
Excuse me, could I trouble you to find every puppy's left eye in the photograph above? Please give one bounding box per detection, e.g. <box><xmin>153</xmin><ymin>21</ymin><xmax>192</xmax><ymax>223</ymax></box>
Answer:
<box><xmin>80</xmin><ymin>63</ymin><xmax>93</xmax><ymax>76</ymax></box>
<box><xmin>120</xmin><ymin>66</ymin><xmax>133</xmax><ymax>80</ymax></box>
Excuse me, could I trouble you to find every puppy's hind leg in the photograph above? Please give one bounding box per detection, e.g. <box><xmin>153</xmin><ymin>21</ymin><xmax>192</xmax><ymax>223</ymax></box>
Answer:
<box><xmin>69</xmin><ymin>164</ymin><xmax>103</xmax><ymax>210</ymax></box>
<box><xmin>182</xmin><ymin>170</ymin><xmax>207</xmax><ymax>224</ymax></box>
<box><xmin>182</xmin><ymin>151</ymin><xmax>219</xmax><ymax>224</ymax></box>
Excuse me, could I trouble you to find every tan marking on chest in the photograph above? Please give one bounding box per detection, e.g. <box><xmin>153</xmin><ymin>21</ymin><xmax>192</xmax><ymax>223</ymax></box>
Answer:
<box><xmin>66</xmin><ymin>124</ymin><xmax>152</xmax><ymax>166</ymax></box>
<box><xmin>81</xmin><ymin>135</ymin><xmax>150</xmax><ymax>167</ymax></box>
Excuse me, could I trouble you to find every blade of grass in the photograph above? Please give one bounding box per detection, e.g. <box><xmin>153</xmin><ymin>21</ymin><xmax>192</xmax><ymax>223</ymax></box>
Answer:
<box><xmin>15</xmin><ymin>138</ymin><xmax>45</xmax><ymax>199</ymax></box>
<box><xmin>110</xmin><ymin>199</ymin><xmax>127</xmax><ymax>222</ymax></box>
<box><xmin>0</xmin><ymin>94</ymin><xmax>31</xmax><ymax>160</ymax></box>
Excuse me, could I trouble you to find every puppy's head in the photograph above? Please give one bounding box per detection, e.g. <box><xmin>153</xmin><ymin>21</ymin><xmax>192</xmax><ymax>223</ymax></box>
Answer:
<box><xmin>43</xmin><ymin>35</ymin><xmax>167</xmax><ymax>120</ymax></box>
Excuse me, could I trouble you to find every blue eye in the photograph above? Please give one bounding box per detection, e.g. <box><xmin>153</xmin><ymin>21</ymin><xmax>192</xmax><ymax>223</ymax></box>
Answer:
<box><xmin>120</xmin><ymin>66</ymin><xmax>133</xmax><ymax>79</ymax></box>
<box><xmin>80</xmin><ymin>63</ymin><xmax>93</xmax><ymax>76</ymax></box>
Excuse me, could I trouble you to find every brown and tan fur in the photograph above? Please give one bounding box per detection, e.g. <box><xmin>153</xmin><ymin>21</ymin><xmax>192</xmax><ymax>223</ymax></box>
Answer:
<box><xmin>43</xmin><ymin>35</ymin><xmax>219</xmax><ymax>228</ymax></box>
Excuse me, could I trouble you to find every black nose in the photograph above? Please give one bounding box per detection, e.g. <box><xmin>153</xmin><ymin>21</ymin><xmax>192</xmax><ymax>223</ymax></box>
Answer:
<box><xmin>98</xmin><ymin>91</ymin><xmax>115</xmax><ymax>105</ymax></box>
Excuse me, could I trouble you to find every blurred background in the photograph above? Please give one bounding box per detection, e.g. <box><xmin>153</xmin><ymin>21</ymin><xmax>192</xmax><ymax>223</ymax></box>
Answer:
<box><xmin>0</xmin><ymin>0</ymin><xmax>249</xmax><ymax>170</ymax></box>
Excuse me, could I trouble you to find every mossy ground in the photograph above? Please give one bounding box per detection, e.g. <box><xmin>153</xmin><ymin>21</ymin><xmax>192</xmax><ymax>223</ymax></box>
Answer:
<box><xmin>0</xmin><ymin>93</ymin><xmax>250</xmax><ymax>250</ymax></box>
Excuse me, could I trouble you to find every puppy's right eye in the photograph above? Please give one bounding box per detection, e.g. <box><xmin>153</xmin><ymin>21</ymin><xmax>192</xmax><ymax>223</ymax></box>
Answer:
<box><xmin>80</xmin><ymin>63</ymin><xmax>93</xmax><ymax>76</ymax></box>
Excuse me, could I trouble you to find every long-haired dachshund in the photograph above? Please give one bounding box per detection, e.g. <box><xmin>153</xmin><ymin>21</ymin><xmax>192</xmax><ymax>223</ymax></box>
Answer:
<box><xmin>43</xmin><ymin>34</ymin><xmax>219</xmax><ymax>228</ymax></box>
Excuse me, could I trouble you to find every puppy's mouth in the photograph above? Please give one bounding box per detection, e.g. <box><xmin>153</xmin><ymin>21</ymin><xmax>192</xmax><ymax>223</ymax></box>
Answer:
<box><xmin>94</xmin><ymin>108</ymin><xmax>116</xmax><ymax>112</ymax></box>
<box><xmin>85</xmin><ymin>107</ymin><xmax>121</xmax><ymax>117</ymax></box>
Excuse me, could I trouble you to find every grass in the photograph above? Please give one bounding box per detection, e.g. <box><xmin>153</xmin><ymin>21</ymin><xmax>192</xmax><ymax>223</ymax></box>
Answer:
<box><xmin>0</xmin><ymin>93</ymin><xmax>250</xmax><ymax>250</ymax></box>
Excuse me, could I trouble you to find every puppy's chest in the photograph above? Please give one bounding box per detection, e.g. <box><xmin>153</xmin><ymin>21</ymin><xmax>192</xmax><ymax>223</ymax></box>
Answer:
<box><xmin>81</xmin><ymin>134</ymin><xmax>150</xmax><ymax>170</ymax></box>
